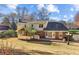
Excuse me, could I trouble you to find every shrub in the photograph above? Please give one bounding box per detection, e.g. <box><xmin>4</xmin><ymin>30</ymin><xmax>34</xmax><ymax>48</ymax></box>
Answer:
<box><xmin>3</xmin><ymin>30</ymin><xmax>17</xmax><ymax>37</ymax></box>
<box><xmin>26</xmin><ymin>28</ymin><xmax>37</xmax><ymax>36</ymax></box>
<box><xmin>0</xmin><ymin>40</ymin><xmax>28</xmax><ymax>55</ymax></box>
<box><xmin>0</xmin><ymin>32</ymin><xmax>4</xmax><ymax>38</ymax></box>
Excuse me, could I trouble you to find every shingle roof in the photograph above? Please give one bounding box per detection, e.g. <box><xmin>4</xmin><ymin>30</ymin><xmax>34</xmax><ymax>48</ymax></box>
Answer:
<box><xmin>44</xmin><ymin>22</ymin><xmax>68</xmax><ymax>31</ymax></box>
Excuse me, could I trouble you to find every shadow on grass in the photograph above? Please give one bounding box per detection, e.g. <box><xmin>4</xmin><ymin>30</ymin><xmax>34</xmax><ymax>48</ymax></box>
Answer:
<box><xmin>26</xmin><ymin>40</ymin><xmax>52</xmax><ymax>45</ymax></box>
<box><xmin>29</xmin><ymin>50</ymin><xmax>53</xmax><ymax>55</ymax></box>
<box><xmin>19</xmin><ymin>38</ymin><xmax>52</xmax><ymax>45</ymax></box>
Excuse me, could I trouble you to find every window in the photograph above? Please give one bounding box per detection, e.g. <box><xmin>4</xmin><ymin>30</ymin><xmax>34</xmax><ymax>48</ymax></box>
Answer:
<box><xmin>19</xmin><ymin>19</ymin><xmax>21</xmax><ymax>22</ymax></box>
<box><xmin>47</xmin><ymin>32</ymin><xmax>52</xmax><ymax>37</ymax></box>
<box><xmin>59</xmin><ymin>32</ymin><xmax>63</xmax><ymax>38</ymax></box>
<box><xmin>39</xmin><ymin>24</ymin><xmax>43</xmax><ymax>28</ymax></box>
<box><xmin>24</xmin><ymin>25</ymin><xmax>26</xmax><ymax>28</ymax></box>
<box><xmin>31</xmin><ymin>24</ymin><xmax>33</xmax><ymax>27</ymax></box>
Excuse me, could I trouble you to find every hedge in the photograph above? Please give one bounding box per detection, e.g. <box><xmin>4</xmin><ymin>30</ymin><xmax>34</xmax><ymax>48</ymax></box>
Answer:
<box><xmin>0</xmin><ymin>30</ymin><xmax>17</xmax><ymax>38</ymax></box>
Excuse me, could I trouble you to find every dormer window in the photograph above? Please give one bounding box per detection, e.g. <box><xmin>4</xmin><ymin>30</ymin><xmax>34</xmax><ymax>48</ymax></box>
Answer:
<box><xmin>39</xmin><ymin>24</ymin><xmax>43</xmax><ymax>28</ymax></box>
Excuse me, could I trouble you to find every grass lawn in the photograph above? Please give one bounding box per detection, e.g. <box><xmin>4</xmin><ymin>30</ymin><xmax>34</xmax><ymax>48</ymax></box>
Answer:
<box><xmin>0</xmin><ymin>38</ymin><xmax>79</xmax><ymax>55</ymax></box>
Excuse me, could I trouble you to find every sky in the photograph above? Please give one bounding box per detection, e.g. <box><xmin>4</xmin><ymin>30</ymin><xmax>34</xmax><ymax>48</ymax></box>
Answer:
<box><xmin>0</xmin><ymin>4</ymin><xmax>79</xmax><ymax>22</ymax></box>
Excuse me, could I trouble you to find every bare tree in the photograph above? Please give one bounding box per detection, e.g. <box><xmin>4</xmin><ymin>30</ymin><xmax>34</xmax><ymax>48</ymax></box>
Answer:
<box><xmin>16</xmin><ymin>7</ymin><xmax>28</xmax><ymax>22</ymax></box>
<box><xmin>30</xmin><ymin>7</ymin><xmax>49</xmax><ymax>20</ymax></box>
<box><xmin>75</xmin><ymin>12</ymin><xmax>79</xmax><ymax>21</ymax></box>
<box><xmin>1</xmin><ymin>16</ymin><xmax>11</xmax><ymax>28</ymax></box>
<box><xmin>8</xmin><ymin>13</ymin><xmax>17</xmax><ymax>30</ymax></box>
<box><xmin>16</xmin><ymin>6</ymin><xmax>49</xmax><ymax>22</ymax></box>
<box><xmin>74</xmin><ymin>12</ymin><xmax>79</xmax><ymax>26</ymax></box>
<box><xmin>59</xmin><ymin>20</ymin><xmax>67</xmax><ymax>25</ymax></box>
<box><xmin>30</xmin><ymin>12</ymin><xmax>38</xmax><ymax>20</ymax></box>
<box><xmin>36</xmin><ymin>7</ymin><xmax>49</xmax><ymax>20</ymax></box>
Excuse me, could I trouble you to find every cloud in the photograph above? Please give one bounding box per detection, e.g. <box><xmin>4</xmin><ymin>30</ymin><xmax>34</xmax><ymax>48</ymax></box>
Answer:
<box><xmin>37</xmin><ymin>4</ymin><xmax>45</xmax><ymax>10</ymax></box>
<box><xmin>73</xmin><ymin>4</ymin><xmax>79</xmax><ymax>11</ymax></box>
<box><xmin>50</xmin><ymin>17</ymin><xmax>58</xmax><ymax>19</ymax></box>
<box><xmin>63</xmin><ymin>18</ymin><xmax>68</xmax><ymax>21</ymax></box>
<box><xmin>63</xmin><ymin>15</ymin><xmax>67</xmax><ymax>18</ymax></box>
<box><xmin>70</xmin><ymin>8</ymin><xmax>74</xmax><ymax>11</ymax></box>
<box><xmin>47</xmin><ymin>4</ymin><xmax>60</xmax><ymax>13</ymax></box>
<box><xmin>63</xmin><ymin>15</ymin><xmax>74</xmax><ymax>21</ymax></box>
<box><xmin>7</xmin><ymin>4</ymin><xmax>18</xmax><ymax>9</ymax></box>
<box><xmin>37</xmin><ymin>4</ymin><xmax>60</xmax><ymax>13</ymax></box>
<box><xmin>49</xmin><ymin>16</ymin><xmax>60</xmax><ymax>21</ymax></box>
<box><xmin>6</xmin><ymin>4</ymin><xmax>18</xmax><ymax>13</ymax></box>
<box><xmin>63</xmin><ymin>15</ymin><xmax>69</xmax><ymax>21</ymax></box>
<box><xmin>70</xmin><ymin>15</ymin><xmax>74</xmax><ymax>18</ymax></box>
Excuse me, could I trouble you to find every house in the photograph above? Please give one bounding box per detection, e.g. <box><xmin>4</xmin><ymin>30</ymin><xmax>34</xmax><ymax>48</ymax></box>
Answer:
<box><xmin>44</xmin><ymin>22</ymin><xmax>68</xmax><ymax>40</ymax></box>
<box><xmin>66</xmin><ymin>23</ymin><xmax>79</xmax><ymax>30</ymax></box>
<box><xmin>17</xmin><ymin>20</ymin><xmax>68</xmax><ymax>40</ymax></box>
<box><xmin>29</xmin><ymin>20</ymin><xmax>47</xmax><ymax>31</ymax></box>
<box><xmin>0</xmin><ymin>24</ymin><xmax>10</xmax><ymax>32</ymax></box>
<box><xmin>17</xmin><ymin>20</ymin><xmax>47</xmax><ymax>36</ymax></box>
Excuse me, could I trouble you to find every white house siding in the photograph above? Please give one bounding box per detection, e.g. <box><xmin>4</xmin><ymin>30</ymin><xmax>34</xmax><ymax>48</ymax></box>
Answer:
<box><xmin>73</xmin><ymin>34</ymin><xmax>79</xmax><ymax>41</ymax></box>
<box><xmin>33</xmin><ymin>24</ymin><xmax>43</xmax><ymax>31</ymax></box>
<box><xmin>31</xmin><ymin>21</ymin><xmax>48</xmax><ymax>31</ymax></box>
<box><xmin>33</xmin><ymin>24</ymin><xmax>47</xmax><ymax>31</ymax></box>
<box><xmin>17</xmin><ymin>21</ymin><xmax>48</xmax><ymax>31</ymax></box>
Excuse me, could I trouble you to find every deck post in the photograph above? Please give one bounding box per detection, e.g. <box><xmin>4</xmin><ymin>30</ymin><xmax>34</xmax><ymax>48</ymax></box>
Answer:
<box><xmin>66</xmin><ymin>32</ymin><xmax>71</xmax><ymax>45</ymax></box>
<box><xmin>67</xmin><ymin>35</ymin><xmax>70</xmax><ymax>45</ymax></box>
